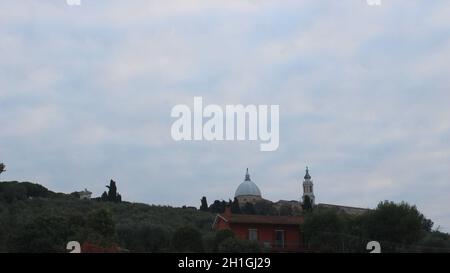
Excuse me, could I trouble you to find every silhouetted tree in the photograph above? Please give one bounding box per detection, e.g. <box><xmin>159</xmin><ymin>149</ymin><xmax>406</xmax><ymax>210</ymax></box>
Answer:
<box><xmin>254</xmin><ymin>201</ymin><xmax>277</xmax><ymax>215</ymax></box>
<box><xmin>242</xmin><ymin>202</ymin><xmax>255</xmax><ymax>215</ymax></box>
<box><xmin>101</xmin><ymin>191</ymin><xmax>108</xmax><ymax>201</ymax></box>
<box><xmin>0</xmin><ymin>163</ymin><xmax>5</xmax><ymax>176</ymax></box>
<box><xmin>103</xmin><ymin>180</ymin><xmax>121</xmax><ymax>202</ymax></box>
<box><xmin>422</xmin><ymin>218</ymin><xmax>434</xmax><ymax>232</ymax></box>
<box><xmin>200</xmin><ymin>196</ymin><xmax>209</xmax><ymax>212</ymax></box>
<box><xmin>106</xmin><ymin>180</ymin><xmax>117</xmax><ymax>201</ymax></box>
<box><xmin>209</xmin><ymin>200</ymin><xmax>222</xmax><ymax>213</ymax></box>
<box><xmin>302</xmin><ymin>195</ymin><xmax>313</xmax><ymax>212</ymax></box>
<box><xmin>221</xmin><ymin>200</ymin><xmax>227</xmax><ymax>211</ymax></box>
<box><xmin>231</xmin><ymin>198</ymin><xmax>241</xmax><ymax>214</ymax></box>
<box><xmin>209</xmin><ymin>200</ymin><xmax>229</xmax><ymax>213</ymax></box>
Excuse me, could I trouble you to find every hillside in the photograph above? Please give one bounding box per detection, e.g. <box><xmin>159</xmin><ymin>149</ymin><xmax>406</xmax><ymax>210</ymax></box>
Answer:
<box><xmin>0</xmin><ymin>181</ymin><xmax>216</xmax><ymax>253</ymax></box>
<box><xmin>1</xmin><ymin>181</ymin><xmax>450</xmax><ymax>253</ymax></box>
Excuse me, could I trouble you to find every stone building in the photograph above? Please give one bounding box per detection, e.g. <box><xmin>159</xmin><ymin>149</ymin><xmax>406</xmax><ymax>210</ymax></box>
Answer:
<box><xmin>233</xmin><ymin>167</ymin><xmax>369</xmax><ymax>216</ymax></box>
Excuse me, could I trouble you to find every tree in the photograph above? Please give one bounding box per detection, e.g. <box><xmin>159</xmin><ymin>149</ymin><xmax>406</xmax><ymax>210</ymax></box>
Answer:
<box><xmin>254</xmin><ymin>201</ymin><xmax>277</xmax><ymax>215</ymax></box>
<box><xmin>209</xmin><ymin>200</ymin><xmax>226</xmax><ymax>213</ymax></box>
<box><xmin>422</xmin><ymin>218</ymin><xmax>434</xmax><ymax>233</ymax></box>
<box><xmin>302</xmin><ymin>195</ymin><xmax>313</xmax><ymax>212</ymax></box>
<box><xmin>302</xmin><ymin>209</ymin><xmax>345</xmax><ymax>252</ymax></box>
<box><xmin>231</xmin><ymin>198</ymin><xmax>241</xmax><ymax>214</ymax></box>
<box><xmin>242</xmin><ymin>202</ymin><xmax>255</xmax><ymax>215</ymax></box>
<box><xmin>362</xmin><ymin>201</ymin><xmax>432</xmax><ymax>251</ymax></box>
<box><xmin>117</xmin><ymin>223</ymin><xmax>169</xmax><ymax>252</ymax></box>
<box><xmin>85</xmin><ymin>208</ymin><xmax>116</xmax><ymax>247</ymax></box>
<box><xmin>12</xmin><ymin>215</ymin><xmax>70</xmax><ymax>253</ymax></box>
<box><xmin>106</xmin><ymin>180</ymin><xmax>117</xmax><ymax>201</ymax></box>
<box><xmin>279</xmin><ymin>204</ymin><xmax>293</xmax><ymax>216</ymax></box>
<box><xmin>0</xmin><ymin>163</ymin><xmax>5</xmax><ymax>176</ymax></box>
<box><xmin>171</xmin><ymin>226</ymin><xmax>203</xmax><ymax>252</ymax></box>
<box><xmin>88</xmin><ymin>208</ymin><xmax>115</xmax><ymax>236</ymax></box>
<box><xmin>417</xmin><ymin>230</ymin><xmax>450</xmax><ymax>253</ymax></box>
<box><xmin>0</xmin><ymin>182</ymin><xmax>27</xmax><ymax>203</ymax></box>
<box><xmin>103</xmin><ymin>180</ymin><xmax>121</xmax><ymax>202</ymax></box>
<box><xmin>200</xmin><ymin>196</ymin><xmax>209</xmax><ymax>212</ymax></box>
<box><xmin>21</xmin><ymin>182</ymin><xmax>53</xmax><ymax>198</ymax></box>
<box><xmin>213</xmin><ymin>229</ymin><xmax>235</xmax><ymax>251</ymax></box>
<box><xmin>217</xmin><ymin>237</ymin><xmax>261</xmax><ymax>253</ymax></box>
<box><xmin>101</xmin><ymin>191</ymin><xmax>108</xmax><ymax>201</ymax></box>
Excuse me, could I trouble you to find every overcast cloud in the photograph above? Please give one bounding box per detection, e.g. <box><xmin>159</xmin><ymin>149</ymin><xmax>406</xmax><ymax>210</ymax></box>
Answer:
<box><xmin>1</xmin><ymin>0</ymin><xmax>450</xmax><ymax>231</ymax></box>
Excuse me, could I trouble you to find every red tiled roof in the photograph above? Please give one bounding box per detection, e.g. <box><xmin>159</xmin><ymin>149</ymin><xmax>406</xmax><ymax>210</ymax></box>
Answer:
<box><xmin>220</xmin><ymin>214</ymin><xmax>304</xmax><ymax>225</ymax></box>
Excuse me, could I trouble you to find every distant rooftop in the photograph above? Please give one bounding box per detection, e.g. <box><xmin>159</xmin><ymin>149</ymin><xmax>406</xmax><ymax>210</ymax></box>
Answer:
<box><xmin>220</xmin><ymin>213</ymin><xmax>304</xmax><ymax>226</ymax></box>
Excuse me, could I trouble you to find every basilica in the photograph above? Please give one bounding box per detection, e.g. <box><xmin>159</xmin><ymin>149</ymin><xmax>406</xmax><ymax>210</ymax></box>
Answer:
<box><xmin>212</xmin><ymin>167</ymin><xmax>369</xmax><ymax>252</ymax></box>
<box><xmin>234</xmin><ymin>167</ymin><xmax>369</xmax><ymax>215</ymax></box>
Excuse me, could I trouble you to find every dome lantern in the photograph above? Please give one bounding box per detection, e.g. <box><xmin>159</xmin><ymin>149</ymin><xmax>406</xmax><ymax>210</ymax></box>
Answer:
<box><xmin>234</xmin><ymin>168</ymin><xmax>262</xmax><ymax>198</ymax></box>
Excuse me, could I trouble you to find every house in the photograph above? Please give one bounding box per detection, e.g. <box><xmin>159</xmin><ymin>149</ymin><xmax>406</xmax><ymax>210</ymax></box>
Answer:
<box><xmin>212</xmin><ymin>207</ymin><xmax>304</xmax><ymax>252</ymax></box>
<box><xmin>78</xmin><ymin>188</ymin><xmax>92</xmax><ymax>200</ymax></box>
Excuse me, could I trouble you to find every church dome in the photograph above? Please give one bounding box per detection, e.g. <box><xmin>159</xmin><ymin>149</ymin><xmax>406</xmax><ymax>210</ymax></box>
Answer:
<box><xmin>234</xmin><ymin>169</ymin><xmax>262</xmax><ymax>197</ymax></box>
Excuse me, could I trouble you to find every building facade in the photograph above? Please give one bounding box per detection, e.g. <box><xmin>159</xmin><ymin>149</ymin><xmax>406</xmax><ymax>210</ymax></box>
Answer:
<box><xmin>78</xmin><ymin>189</ymin><xmax>92</xmax><ymax>200</ymax></box>
<box><xmin>233</xmin><ymin>167</ymin><xmax>368</xmax><ymax>215</ymax></box>
<box><xmin>212</xmin><ymin>207</ymin><xmax>304</xmax><ymax>252</ymax></box>
<box><xmin>213</xmin><ymin>167</ymin><xmax>372</xmax><ymax>252</ymax></box>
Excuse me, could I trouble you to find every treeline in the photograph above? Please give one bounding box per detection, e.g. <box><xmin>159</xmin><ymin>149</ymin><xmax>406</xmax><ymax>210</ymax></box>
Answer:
<box><xmin>0</xmin><ymin>199</ymin><xmax>213</xmax><ymax>253</ymax></box>
<box><xmin>0</xmin><ymin>180</ymin><xmax>122</xmax><ymax>204</ymax></box>
<box><xmin>0</xmin><ymin>181</ymin><xmax>260</xmax><ymax>252</ymax></box>
<box><xmin>1</xmin><ymin>181</ymin><xmax>449</xmax><ymax>253</ymax></box>
<box><xmin>200</xmin><ymin>196</ymin><xmax>301</xmax><ymax>216</ymax></box>
<box><xmin>302</xmin><ymin>201</ymin><xmax>450</xmax><ymax>253</ymax></box>
<box><xmin>0</xmin><ymin>181</ymin><xmax>60</xmax><ymax>202</ymax></box>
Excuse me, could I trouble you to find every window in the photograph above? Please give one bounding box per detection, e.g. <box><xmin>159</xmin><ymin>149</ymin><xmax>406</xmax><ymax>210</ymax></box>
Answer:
<box><xmin>274</xmin><ymin>230</ymin><xmax>285</xmax><ymax>248</ymax></box>
<box><xmin>248</xmin><ymin>229</ymin><xmax>258</xmax><ymax>241</ymax></box>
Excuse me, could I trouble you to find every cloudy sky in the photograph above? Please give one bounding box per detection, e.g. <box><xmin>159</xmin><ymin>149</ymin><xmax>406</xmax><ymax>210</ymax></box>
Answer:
<box><xmin>1</xmin><ymin>0</ymin><xmax>450</xmax><ymax>231</ymax></box>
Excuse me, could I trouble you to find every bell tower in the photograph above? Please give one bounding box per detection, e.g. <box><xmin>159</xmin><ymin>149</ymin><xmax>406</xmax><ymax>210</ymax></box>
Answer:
<box><xmin>302</xmin><ymin>166</ymin><xmax>315</xmax><ymax>206</ymax></box>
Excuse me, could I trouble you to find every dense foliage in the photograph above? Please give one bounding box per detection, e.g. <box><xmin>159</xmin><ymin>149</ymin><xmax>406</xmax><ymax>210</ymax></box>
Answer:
<box><xmin>301</xmin><ymin>201</ymin><xmax>450</xmax><ymax>252</ymax></box>
<box><xmin>204</xmin><ymin>196</ymin><xmax>299</xmax><ymax>216</ymax></box>
<box><xmin>0</xmin><ymin>181</ymin><xmax>215</xmax><ymax>253</ymax></box>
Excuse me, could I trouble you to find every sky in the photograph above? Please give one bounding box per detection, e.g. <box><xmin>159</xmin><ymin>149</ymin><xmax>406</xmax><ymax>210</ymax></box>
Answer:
<box><xmin>1</xmin><ymin>0</ymin><xmax>450</xmax><ymax>231</ymax></box>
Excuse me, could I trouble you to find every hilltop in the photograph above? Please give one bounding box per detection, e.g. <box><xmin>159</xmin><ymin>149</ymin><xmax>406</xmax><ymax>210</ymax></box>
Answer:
<box><xmin>0</xmin><ymin>181</ymin><xmax>216</xmax><ymax>252</ymax></box>
<box><xmin>1</xmin><ymin>181</ymin><xmax>449</xmax><ymax>253</ymax></box>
